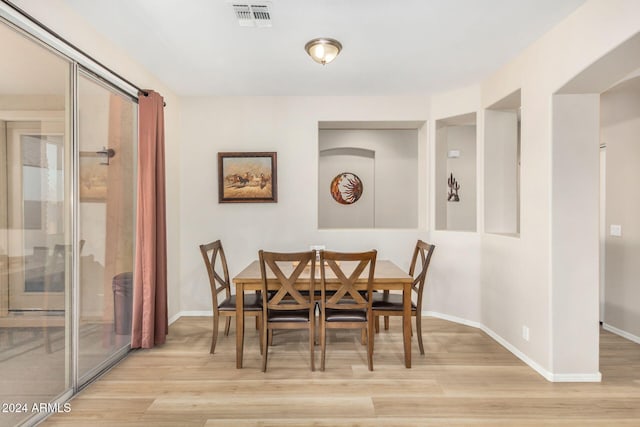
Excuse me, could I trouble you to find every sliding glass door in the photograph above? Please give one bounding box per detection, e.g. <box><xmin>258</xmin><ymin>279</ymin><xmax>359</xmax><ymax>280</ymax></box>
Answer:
<box><xmin>0</xmin><ymin>22</ymin><xmax>72</xmax><ymax>427</ymax></box>
<box><xmin>0</xmin><ymin>15</ymin><xmax>137</xmax><ymax>427</ymax></box>
<box><xmin>77</xmin><ymin>71</ymin><xmax>136</xmax><ymax>383</ymax></box>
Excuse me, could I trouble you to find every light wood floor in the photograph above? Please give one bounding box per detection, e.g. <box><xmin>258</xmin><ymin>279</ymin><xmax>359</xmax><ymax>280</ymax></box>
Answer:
<box><xmin>41</xmin><ymin>316</ymin><xmax>640</xmax><ymax>426</ymax></box>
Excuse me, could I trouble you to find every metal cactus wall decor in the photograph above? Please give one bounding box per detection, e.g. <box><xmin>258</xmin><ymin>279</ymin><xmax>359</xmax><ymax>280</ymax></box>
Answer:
<box><xmin>447</xmin><ymin>172</ymin><xmax>460</xmax><ymax>202</ymax></box>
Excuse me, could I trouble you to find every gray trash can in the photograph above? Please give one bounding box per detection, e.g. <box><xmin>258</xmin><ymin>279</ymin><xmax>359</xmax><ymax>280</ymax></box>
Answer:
<box><xmin>112</xmin><ymin>272</ymin><xmax>133</xmax><ymax>335</ymax></box>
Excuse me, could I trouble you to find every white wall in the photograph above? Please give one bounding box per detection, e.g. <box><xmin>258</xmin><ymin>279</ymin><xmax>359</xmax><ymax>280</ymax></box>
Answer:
<box><xmin>484</xmin><ymin>110</ymin><xmax>519</xmax><ymax>235</ymax></box>
<box><xmin>429</xmin><ymin>86</ymin><xmax>483</xmax><ymax>325</ymax></box>
<box><xmin>13</xmin><ymin>0</ymin><xmax>183</xmax><ymax>320</ymax></box>
<box><xmin>601</xmin><ymin>80</ymin><xmax>640</xmax><ymax>341</ymax></box>
<box><xmin>474</xmin><ymin>0</ymin><xmax>640</xmax><ymax>380</ymax></box>
<box><xmin>551</xmin><ymin>94</ymin><xmax>600</xmax><ymax>376</ymax></box>
<box><xmin>435</xmin><ymin>126</ymin><xmax>448</xmax><ymax>231</ymax></box>
<box><xmin>179</xmin><ymin>96</ymin><xmax>433</xmax><ymax>313</ymax></box>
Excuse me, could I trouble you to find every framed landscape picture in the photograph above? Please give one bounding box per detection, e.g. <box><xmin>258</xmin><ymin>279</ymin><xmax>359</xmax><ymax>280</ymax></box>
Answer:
<box><xmin>218</xmin><ymin>152</ymin><xmax>277</xmax><ymax>203</ymax></box>
<box><xmin>79</xmin><ymin>152</ymin><xmax>108</xmax><ymax>202</ymax></box>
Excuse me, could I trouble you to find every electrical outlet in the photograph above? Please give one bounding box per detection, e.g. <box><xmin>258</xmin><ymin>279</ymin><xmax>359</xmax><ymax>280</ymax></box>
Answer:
<box><xmin>610</xmin><ymin>224</ymin><xmax>622</xmax><ymax>237</ymax></box>
<box><xmin>310</xmin><ymin>245</ymin><xmax>325</xmax><ymax>261</ymax></box>
<box><xmin>522</xmin><ymin>325</ymin><xmax>530</xmax><ymax>342</ymax></box>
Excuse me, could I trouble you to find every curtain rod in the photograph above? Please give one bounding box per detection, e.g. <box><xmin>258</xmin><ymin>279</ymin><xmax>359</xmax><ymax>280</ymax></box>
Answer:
<box><xmin>2</xmin><ymin>0</ymin><xmax>166</xmax><ymax>107</ymax></box>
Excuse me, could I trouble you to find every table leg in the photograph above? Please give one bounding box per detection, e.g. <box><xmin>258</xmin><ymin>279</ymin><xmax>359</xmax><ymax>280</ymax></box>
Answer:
<box><xmin>403</xmin><ymin>282</ymin><xmax>412</xmax><ymax>368</ymax></box>
<box><xmin>236</xmin><ymin>282</ymin><xmax>245</xmax><ymax>369</ymax></box>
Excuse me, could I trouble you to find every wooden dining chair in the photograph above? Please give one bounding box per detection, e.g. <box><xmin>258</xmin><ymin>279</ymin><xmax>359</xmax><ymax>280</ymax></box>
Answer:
<box><xmin>319</xmin><ymin>249</ymin><xmax>377</xmax><ymax>371</ymax></box>
<box><xmin>199</xmin><ymin>240</ymin><xmax>262</xmax><ymax>355</ymax></box>
<box><xmin>373</xmin><ymin>240</ymin><xmax>435</xmax><ymax>355</ymax></box>
<box><xmin>259</xmin><ymin>250</ymin><xmax>316</xmax><ymax>372</ymax></box>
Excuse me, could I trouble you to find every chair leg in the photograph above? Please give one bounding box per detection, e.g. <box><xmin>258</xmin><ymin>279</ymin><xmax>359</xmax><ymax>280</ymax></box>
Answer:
<box><xmin>269</xmin><ymin>330</ymin><xmax>274</xmax><ymax>346</ymax></box>
<box><xmin>262</xmin><ymin>324</ymin><xmax>269</xmax><ymax>372</ymax></box>
<box><xmin>314</xmin><ymin>304</ymin><xmax>320</xmax><ymax>345</ymax></box>
<box><xmin>309</xmin><ymin>318</ymin><xmax>315</xmax><ymax>371</ymax></box>
<box><xmin>258</xmin><ymin>316</ymin><xmax>263</xmax><ymax>356</ymax></box>
<box><xmin>383</xmin><ymin>291</ymin><xmax>390</xmax><ymax>330</ymax></box>
<box><xmin>224</xmin><ymin>317</ymin><xmax>232</xmax><ymax>336</ymax></box>
<box><xmin>361</xmin><ymin>329</ymin><xmax>366</xmax><ymax>345</ymax></box>
<box><xmin>367</xmin><ymin>319</ymin><xmax>374</xmax><ymax>371</ymax></box>
<box><xmin>320</xmin><ymin>322</ymin><xmax>326</xmax><ymax>371</ymax></box>
<box><xmin>210</xmin><ymin>315</ymin><xmax>219</xmax><ymax>354</ymax></box>
<box><xmin>375</xmin><ymin>316</ymin><xmax>380</xmax><ymax>333</ymax></box>
<box><xmin>369</xmin><ymin>323</ymin><xmax>375</xmax><ymax>356</ymax></box>
<box><xmin>416</xmin><ymin>314</ymin><xmax>425</xmax><ymax>355</ymax></box>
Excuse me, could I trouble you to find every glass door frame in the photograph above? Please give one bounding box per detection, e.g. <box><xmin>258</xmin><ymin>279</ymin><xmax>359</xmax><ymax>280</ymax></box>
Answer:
<box><xmin>0</xmin><ymin>18</ymin><xmax>76</xmax><ymax>425</ymax></box>
<box><xmin>0</xmin><ymin>4</ymin><xmax>140</xmax><ymax>423</ymax></box>
<box><xmin>74</xmin><ymin>66</ymin><xmax>138</xmax><ymax>388</ymax></box>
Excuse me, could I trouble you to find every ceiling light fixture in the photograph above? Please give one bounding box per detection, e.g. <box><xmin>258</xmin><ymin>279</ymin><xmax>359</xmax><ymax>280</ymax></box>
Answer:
<box><xmin>304</xmin><ymin>38</ymin><xmax>342</xmax><ymax>65</ymax></box>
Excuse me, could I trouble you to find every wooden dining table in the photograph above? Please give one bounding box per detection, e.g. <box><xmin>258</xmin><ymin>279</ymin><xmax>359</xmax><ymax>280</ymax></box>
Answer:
<box><xmin>232</xmin><ymin>259</ymin><xmax>414</xmax><ymax>369</ymax></box>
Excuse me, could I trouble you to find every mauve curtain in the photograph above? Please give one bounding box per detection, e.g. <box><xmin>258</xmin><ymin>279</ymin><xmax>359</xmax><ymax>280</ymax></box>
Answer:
<box><xmin>131</xmin><ymin>90</ymin><xmax>167</xmax><ymax>348</ymax></box>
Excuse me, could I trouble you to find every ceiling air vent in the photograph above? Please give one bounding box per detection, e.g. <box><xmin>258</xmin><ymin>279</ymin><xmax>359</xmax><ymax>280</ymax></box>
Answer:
<box><xmin>232</xmin><ymin>3</ymin><xmax>272</xmax><ymax>28</ymax></box>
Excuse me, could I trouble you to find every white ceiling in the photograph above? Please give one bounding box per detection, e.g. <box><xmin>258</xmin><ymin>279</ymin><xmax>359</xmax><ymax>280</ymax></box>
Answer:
<box><xmin>58</xmin><ymin>0</ymin><xmax>585</xmax><ymax>96</ymax></box>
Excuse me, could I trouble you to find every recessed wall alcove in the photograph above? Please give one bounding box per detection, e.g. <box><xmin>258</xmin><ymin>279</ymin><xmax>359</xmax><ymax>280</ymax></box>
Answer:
<box><xmin>435</xmin><ymin>112</ymin><xmax>477</xmax><ymax>232</ymax></box>
<box><xmin>484</xmin><ymin>89</ymin><xmax>521</xmax><ymax>236</ymax></box>
<box><xmin>318</xmin><ymin>121</ymin><xmax>423</xmax><ymax>229</ymax></box>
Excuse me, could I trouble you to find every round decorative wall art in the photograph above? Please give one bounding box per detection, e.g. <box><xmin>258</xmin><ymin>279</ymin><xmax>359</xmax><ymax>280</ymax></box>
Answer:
<box><xmin>330</xmin><ymin>172</ymin><xmax>363</xmax><ymax>205</ymax></box>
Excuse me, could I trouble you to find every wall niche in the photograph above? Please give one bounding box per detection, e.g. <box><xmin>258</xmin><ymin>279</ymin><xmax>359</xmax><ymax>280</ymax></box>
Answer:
<box><xmin>484</xmin><ymin>89</ymin><xmax>521</xmax><ymax>236</ymax></box>
<box><xmin>318</xmin><ymin>121</ymin><xmax>422</xmax><ymax>229</ymax></box>
<box><xmin>435</xmin><ymin>112</ymin><xmax>477</xmax><ymax>232</ymax></box>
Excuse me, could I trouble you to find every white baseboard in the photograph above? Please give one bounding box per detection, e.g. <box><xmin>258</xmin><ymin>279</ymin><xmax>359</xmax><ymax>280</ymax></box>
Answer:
<box><xmin>169</xmin><ymin>310</ymin><xmax>212</xmax><ymax>325</ymax></box>
<box><xmin>168</xmin><ymin>312</ymin><xmax>181</xmax><ymax>325</ymax></box>
<box><xmin>424</xmin><ymin>310</ymin><xmax>601</xmax><ymax>383</ymax></box>
<box><xmin>550</xmin><ymin>372</ymin><xmax>602</xmax><ymax>382</ymax></box>
<box><xmin>423</xmin><ymin>310</ymin><xmax>482</xmax><ymax>330</ymax></box>
<box><xmin>603</xmin><ymin>322</ymin><xmax>640</xmax><ymax>345</ymax></box>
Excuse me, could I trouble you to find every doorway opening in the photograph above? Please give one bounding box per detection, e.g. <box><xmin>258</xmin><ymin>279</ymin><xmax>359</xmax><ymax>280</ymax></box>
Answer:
<box><xmin>552</xmin><ymin>31</ymin><xmax>640</xmax><ymax>380</ymax></box>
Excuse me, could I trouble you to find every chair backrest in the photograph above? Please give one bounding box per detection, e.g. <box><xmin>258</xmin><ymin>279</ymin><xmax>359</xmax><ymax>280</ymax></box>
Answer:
<box><xmin>409</xmin><ymin>240</ymin><xmax>435</xmax><ymax>308</ymax></box>
<box><xmin>320</xmin><ymin>250</ymin><xmax>377</xmax><ymax>310</ymax></box>
<box><xmin>32</xmin><ymin>246</ymin><xmax>49</xmax><ymax>261</ymax></box>
<box><xmin>53</xmin><ymin>244</ymin><xmax>68</xmax><ymax>258</ymax></box>
<box><xmin>199</xmin><ymin>240</ymin><xmax>231</xmax><ymax>311</ymax></box>
<box><xmin>259</xmin><ymin>250</ymin><xmax>315</xmax><ymax>312</ymax></box>
<box><xmin>52</xmin><ymin>244</ymin><xmax>71</xmax><ymax>267</ymax></box>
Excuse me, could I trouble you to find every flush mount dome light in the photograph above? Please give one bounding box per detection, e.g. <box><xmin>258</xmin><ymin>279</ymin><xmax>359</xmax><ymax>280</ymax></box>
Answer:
<box><xmin>304</xmin><ymin>38</ymin><xmax>342</xmax><ymax>65</ymax></box>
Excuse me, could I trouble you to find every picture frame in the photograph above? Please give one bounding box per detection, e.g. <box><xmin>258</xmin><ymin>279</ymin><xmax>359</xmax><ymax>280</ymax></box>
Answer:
<box><xmin>218</xmin><ymin>152</ymin><xmax>277</xmax><ymax>203</ymax></box>
<box><xmin>79</xmin><ymin>152</ymin><xmax>108</xmax><ymax>202</ymax></box>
